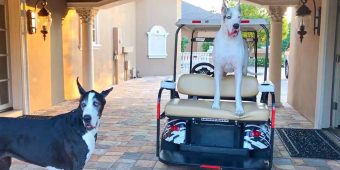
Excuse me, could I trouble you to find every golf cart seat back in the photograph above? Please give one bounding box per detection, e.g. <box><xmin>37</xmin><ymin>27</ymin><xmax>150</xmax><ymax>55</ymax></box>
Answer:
<box><xmin>165</xmin><ymin>74</ymin><xmax>270</xmax><ymax>121</ymax></box>
<box><xmin>178</xmin><ymin>74</ymin><xmax>259</xmax><ymax>97</ymax></box>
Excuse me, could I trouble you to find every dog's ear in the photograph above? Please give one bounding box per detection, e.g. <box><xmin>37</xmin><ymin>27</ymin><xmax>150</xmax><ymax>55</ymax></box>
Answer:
<box><xmin>77</xmin><ymin>77</ymin><xmax>86</xmax><ymax>96</ymax></box>
<box><xmin>101</xmin><ymin>87</ymin><xmax>113</xmax><ymax>98</ymax></box>
<box><xmin>221</xmin><ymin>0</ymin><xmax>228</xmax><ymax>14</ymax></box>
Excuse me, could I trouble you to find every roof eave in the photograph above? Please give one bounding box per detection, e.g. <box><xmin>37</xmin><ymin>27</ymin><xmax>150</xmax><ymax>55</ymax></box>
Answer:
<box><xmin>244</xmin><ymin>0</ymin><xmax>299</xmax><ymax>6</ymax></box>
<box><xmin>67</xmin><ymin>0</ymin><xmax>124</xmax><ymax>8</ymax></box>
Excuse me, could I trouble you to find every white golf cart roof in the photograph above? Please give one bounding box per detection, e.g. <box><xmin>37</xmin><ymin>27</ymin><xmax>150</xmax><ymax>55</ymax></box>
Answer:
<box><xmin>176</xmin><ymin>18</ymin><xmax>269</xmax><ymax>32</ymax></box>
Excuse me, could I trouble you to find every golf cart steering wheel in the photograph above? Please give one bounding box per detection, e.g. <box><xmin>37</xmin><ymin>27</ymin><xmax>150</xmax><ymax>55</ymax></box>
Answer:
<box><xmin>191</xmin><ymin>63</ymin><xmax>214</xmax><ymax>77</ymax></box>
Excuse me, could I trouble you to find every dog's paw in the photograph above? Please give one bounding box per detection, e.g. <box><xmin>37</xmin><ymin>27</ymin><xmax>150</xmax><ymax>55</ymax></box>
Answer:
<box><xmin>235</xmin><ymin>108</ymin><xmax>245</xmax><ymax>116</ymax></box>
<box><xmin>212</xmin><ymin>102</ymin><xmax>220</xmax><ymax>109</ymax></box>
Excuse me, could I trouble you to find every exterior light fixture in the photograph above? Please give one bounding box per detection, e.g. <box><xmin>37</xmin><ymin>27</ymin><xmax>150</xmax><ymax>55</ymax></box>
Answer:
<box><xmin>296</xmin><ymin>0</ymin><xmax>321</xmax><ymax>43</ymax></box>
<box><xmin>26</xmin><ymin>0</ymin><xmax>52</xmax><ymax>41</ymax></box>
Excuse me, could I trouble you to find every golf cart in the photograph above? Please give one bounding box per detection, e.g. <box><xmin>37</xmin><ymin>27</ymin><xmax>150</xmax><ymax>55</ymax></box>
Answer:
<box><xmin>156</xmin><ymin>18</ymin><xmax>275</xmax><ymax>169</ymax></box>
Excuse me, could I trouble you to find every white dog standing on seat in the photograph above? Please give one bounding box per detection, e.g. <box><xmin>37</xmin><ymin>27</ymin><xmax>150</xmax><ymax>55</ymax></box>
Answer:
<box><xmin>212</xmin><ymin>0</ymin><xmax>249</xmax><ymax>116</ymax></box>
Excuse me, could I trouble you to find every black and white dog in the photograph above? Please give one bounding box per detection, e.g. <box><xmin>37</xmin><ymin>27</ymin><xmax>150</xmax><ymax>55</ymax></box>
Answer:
<box><xmin>0</xmin><ymin>78</ymin><xmax>113</xmax><ymax>170</ymax></box>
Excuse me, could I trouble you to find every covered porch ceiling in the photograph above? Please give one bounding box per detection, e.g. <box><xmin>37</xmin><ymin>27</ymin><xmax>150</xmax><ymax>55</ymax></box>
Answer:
<box><xmin>67</xmin><ymin>0</ymin><xmax>127</xmax><ymax>8</ymax></box>
<box><xmin>67</xmin><ymin>0</ymin><xmax>300</xmax><ymax>8</ymax></box>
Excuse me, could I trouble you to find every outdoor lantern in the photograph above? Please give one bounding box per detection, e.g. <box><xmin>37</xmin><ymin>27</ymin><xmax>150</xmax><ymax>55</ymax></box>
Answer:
<box><xmin>27</xmin><ymin>0</ymin><xmax>52</xmax><ymax>41</ymax></box>
<box><xmin>296</xmin><ymin>0</ymin><xmax>311</xmax><ymax>43</ymax></box>
<box><xmin>296</xmin><ymin>0</ymin><xmax>321</xmax><ymax>43</ymax></box>
<box><xmin>37</xmin><ymin>0</ymin><xmax>52</xmax><ymax>41</ymax></box>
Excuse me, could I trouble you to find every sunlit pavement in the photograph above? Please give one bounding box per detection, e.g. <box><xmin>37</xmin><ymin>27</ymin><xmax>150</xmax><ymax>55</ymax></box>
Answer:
<box><xmin>9</xmin><ymin>73</ymin><xmax>340</xmax><ymax>170</ymax></box>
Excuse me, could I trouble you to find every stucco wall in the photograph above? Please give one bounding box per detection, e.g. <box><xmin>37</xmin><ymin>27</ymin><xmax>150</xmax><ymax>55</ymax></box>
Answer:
<box><xmin>62</xmin><ymin>10</ymin><xmax>83</xmax><ymax>100</ymax></box>
<box><xmin>136</xmin><ymin>0</ymin><xmax>181</xmax><ymax>77</ymax></box>
<box><xmin>49</xmin><ymin>0</ymin><xmax>67</xmax><ymax>105</ymax></box>
<box><xmin>287</xmin><ymin>1</ymin><xmax>321</xmax><ymax>122</ymax></box>
<box><xmin>63</xmin><ymin>2</ymin><xmax>136</xmax><ymax>99</ymax></box>
<box><xmin>26</xmin><ymin>0</ymin><xmax>66</xmax><ymax>112</ymax></box>
<box><xmin>95</xmin><ymin>1</ymin><xmax>136</xmax><ymax>85</ymax></box>
<box><xmin>24</xmin><ymin>0</ymin><xmax>180</xmax><ymax>110</ymax></box>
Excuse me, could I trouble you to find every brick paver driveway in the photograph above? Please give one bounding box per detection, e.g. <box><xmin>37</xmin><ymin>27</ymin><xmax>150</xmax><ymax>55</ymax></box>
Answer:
<box><xmin>9</xmin><ymin>76</ymin><xmax>340</xmax><ymax>170</ymax></box>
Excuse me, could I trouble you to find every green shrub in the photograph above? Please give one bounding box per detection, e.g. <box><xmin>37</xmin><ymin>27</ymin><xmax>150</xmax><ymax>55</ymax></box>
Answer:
<box><xmin>202</xmin><ymin>42</ymin><xmax>213</xmax><ymax>52</ymax></box>
<box><xmin>281</xmin><ymin>54</ymin><xmax>285</xmax><ymax>67</ymax></box>
<box><xmin>248</xmin><ymin>55</ymin><xmax>285</xmax><ymax>67</ymax></box>
<box><xmin>181</xmin><ymin>37</ymin><xmax>189</xmax><ymax>52</ymax></box>
<box><xmin>248</xmin><ymin>56</ymin><xmax>267</xmax><ymax>67</ymax></box>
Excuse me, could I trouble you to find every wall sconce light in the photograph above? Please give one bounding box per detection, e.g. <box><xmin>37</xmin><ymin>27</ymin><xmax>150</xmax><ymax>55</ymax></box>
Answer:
<box><xmin>296</xmin><ymin>0</ymin><xmax>321</xmax><ymax>43</ymax></box>
<box><xmin>26</xmin><ymin>0</ymin><xmax>52</xmax><ymax>41</ymax></box>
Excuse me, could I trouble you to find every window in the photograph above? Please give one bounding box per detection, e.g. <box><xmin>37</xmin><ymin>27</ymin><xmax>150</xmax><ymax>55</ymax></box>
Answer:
<box><xmin>92</xmin><ymin>15</ymin><xmax>100</xmax><ymax>46</ymax></box>
<box><xmin>0</xmin><ymin>0</ymin><xmax>11</xmax><ymax>111</ymax></box>
<box><xmin>147</xmin><ymin>25</ymin><xmax>168</xmax><ymax>58</ymax></box>
<box><xmin>78</xmin><ymin>15</ymin><xmax>100</xmax><ymax>49</ymax></box>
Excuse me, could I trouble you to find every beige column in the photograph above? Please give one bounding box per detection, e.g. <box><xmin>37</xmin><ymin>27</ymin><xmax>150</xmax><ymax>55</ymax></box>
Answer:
<box><xmin>268</xmin><ymin>6</ymin><xmax>286</xmax><ymax>105</ymax></box>
<box><xmin>76</xmin><ymin>8</ymin><xmax>98</xmax><ymax>90</ymax></box>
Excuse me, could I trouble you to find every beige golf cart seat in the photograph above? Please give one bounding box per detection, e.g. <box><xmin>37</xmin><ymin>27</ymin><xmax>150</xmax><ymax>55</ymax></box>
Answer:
<box><xmin>164</xmin><ymin>74</ymin><xmax>270</xmax><ymax>121</ymax></box>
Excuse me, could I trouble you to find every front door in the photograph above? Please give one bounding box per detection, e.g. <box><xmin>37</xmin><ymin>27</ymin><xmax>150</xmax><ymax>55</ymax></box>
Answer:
<box><xmin>0</xmin><ymin>0</ymin><xmax>11</xmax><ymax>111</ymax></box>
<box><xmin>332</xmin><ymin>2</ymin><xmax>340</xmax><ymax>128</ymax></box>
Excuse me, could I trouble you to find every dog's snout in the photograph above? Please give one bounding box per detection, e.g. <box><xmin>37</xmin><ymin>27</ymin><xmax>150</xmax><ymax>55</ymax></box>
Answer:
<box><xmin>83</xmin><ymin>115</ymin><xmax>91</xmax><ymax>123</ymax></box>
<box><xmin>233</xmin><ymin>24</ymin><xmax>240</xmax><ymax>29</ymax></box>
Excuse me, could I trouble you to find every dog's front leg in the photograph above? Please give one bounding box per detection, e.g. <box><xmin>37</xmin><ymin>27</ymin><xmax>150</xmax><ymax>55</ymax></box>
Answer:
<box><xmin>66</xmin><ymin>158</ymin><xmax>84</xmax><ymax>170</ymax></box>
<box><xmin>235</xmin><ymin>67</ymin><xmax>244</xmax><ymax>116</ymax></box>
<box><xmin>212</xmin><ymin>66</ymin><xmax>222</xmax><ymax>109</ymax></box>
<box><xmin>71</xmin><ymin>164</ymin><xmax>84</xmax><ymax>170</ymax></box>
<box><xmin>0</xmin><ymin>157</ymin><xmax>11</xmax><ymax>170</ymax></box>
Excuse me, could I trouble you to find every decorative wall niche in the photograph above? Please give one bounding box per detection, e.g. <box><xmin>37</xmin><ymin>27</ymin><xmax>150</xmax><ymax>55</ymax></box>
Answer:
<box><xmin>147</xmin><ymin>25</ymin><xmax>168</xmax><ymax>58</ymax></box>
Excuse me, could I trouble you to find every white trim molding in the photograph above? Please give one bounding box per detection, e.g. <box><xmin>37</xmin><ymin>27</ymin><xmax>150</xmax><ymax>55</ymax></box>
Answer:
<box><xmin>315</xmin><ymin>0</ymin><xmax>338</xmax><ymax>129</ymax></box>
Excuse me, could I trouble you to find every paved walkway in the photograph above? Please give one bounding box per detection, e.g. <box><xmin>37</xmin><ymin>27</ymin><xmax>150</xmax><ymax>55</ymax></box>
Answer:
<box><xmin>8</xmin><ymin>76</ymin><xmax>340</xmax><ymax>170</ymax></box>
